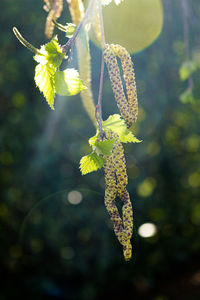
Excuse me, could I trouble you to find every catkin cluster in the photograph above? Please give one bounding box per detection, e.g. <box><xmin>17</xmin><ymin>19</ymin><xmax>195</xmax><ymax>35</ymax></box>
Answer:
<box><xmin>103</xmin><ymin>131</ymin><xmax>133</xmax><ymax>261</ymax></box>
<box><xmin>44</xmin><ymin>0</ymin><xmax>63</xmax><ymax>38</ymax></box>
<box><xmin>104</xmin><ymin>44</ymin><xmax>138</xmax><ymax>127</ymax></box>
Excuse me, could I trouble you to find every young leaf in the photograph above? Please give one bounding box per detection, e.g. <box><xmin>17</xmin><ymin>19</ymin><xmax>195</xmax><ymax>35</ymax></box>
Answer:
<box><xmin>95</xmin><ymin>139</ymin><xmax>115</xmax><ymax>156</ymax></box>
<box><xmin>55</xmin><ymin>69</ymin><xmax>86</xmax><ymax>96</ymax></box>
<box><xmin>54</xmin><ymin>21</ymin><xmax>76</xmax><ymax>38</ymax></box>
<box><xmin>89</xmin><ymin>134</ymin><xmax>98</xmax><ymax>147</ymax></box>
<box><xmin>80</xmin><ymin>152</ymin><xmax>105</xmax><ymax>175</ymax></box>
<box><xmin>65</xmin><ymin>23</ymin><xmax>76</xmax><ymax>38</ymax></box>
<box><xmin>33</xmin><ymin>36</ymin><xmax>66</xmax><ymax>108</ymax></box>
<box><xmin>34</xmin><ymin>36</ymin><xmax>65</xmax><ymax>68</ymax></box>
<box><xmin>34</xmin><ymin>64</ymin><xmax>55</xmax><ymax>109</ymax></box>
<box><xmin>102</xmin><ymin>114</ymin><xmax>141</xmax><ymax>143</ymax></box>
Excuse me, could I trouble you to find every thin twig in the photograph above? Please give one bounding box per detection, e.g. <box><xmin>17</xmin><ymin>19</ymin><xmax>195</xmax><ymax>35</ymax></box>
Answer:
<box><xmin>62</xmin><ymin>0</ymin><xmax>95</xmax><ymax>54</ymax></box>
<box><xmin>97</xmin><ymin>54</ymin><xmax>105</xmax><ymax>138</ymax></box>
<box><xmin>97</xmin><ymin>0</ymin><xmax>106</xmax><ymax>138</ymax></box>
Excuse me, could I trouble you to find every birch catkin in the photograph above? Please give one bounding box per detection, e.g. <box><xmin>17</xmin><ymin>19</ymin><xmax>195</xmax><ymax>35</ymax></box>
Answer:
<box><xmin>44</xmin><ymin>0</ymin><xmax>63</xmax><ymax>39</ymax></box>
<box><xmin>104</xmin><ymin>44</ymin><xmax>138</xmax><ymax>127</ymax></box>
<box><xmin>104</xmin><ymin>131</ymin><xmax>133</xmax><ymax>261</ymax></box>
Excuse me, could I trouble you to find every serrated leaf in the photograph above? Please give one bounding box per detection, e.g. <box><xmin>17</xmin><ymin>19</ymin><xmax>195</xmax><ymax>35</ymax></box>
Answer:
<box><xmin>34</xmin><ymin>36</ymin><xmax>65</xmax><ymax>68</ymax></box>
<box><xmin>102</xmin><ymin>114</ymin><xmax>141</xmax><ymax>143</ymax></box>
<box><xmin>80</xmin><ymin>152</ymin><xmax>105</xmax><ymax>175</ymax></box>
<box><xmin>34</xmin><ymin>63</ymin><xmax>55</xmax><ymax>109</ymax></box>
<box><xmin>55</xmin><ymin>69</ymin><xmax>86</xmax><ymax>96</ymax></box>
<box><xmin>95</xmin><ymin>139</ymin><xmax>115</xmax><ymax>156</ymax></box>
<box><xmin>89</xmin><ymin>134</ymin><xmax>98</xmax><ymax>147</ymax></box>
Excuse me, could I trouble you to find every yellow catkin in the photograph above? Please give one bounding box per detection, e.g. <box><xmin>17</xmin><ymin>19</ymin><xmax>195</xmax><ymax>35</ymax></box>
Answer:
<box><xmin>45</xmin><ymin>0</ymin><xmax>63</xmax><ymax>39</ymax></box>
<box><xmin>104</xmin><ymin>44</ymin><xmax>138</xmax><ymax>127</ymax></box>
<box><xmin>67</xmin><ymin>0</ymin><xmax>96</xmax><ymax>126</ymax></box>
<box><xmin>104</xmin><ymin>131</ymin><xmax>133</xmax><ymax>261</ymax></box>
<box><xmin>110</xmin><ymin>44</ymin><xmax>138</xmax><ymax>123</ymax></box>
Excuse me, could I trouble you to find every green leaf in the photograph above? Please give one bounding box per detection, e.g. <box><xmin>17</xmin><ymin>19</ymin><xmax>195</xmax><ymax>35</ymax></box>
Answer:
<box><xmin>102</xmin><ymin>114</ymin><xmax>141</xmax><ymax>143</ymax></box>
<box><xmin>34</xmin><ymin>36</ymin><xmax>65</xmax><ymax>68</ymax></box>
<box><xmin>95</xmin><ymin>139</ymin><xmax>115</xmax><ymax>156</ymax></box>
<box><xmin>54</xmin><ymin>21</ymin><xmax>77</xmax><ymax>38</ymax></box>
<box><xmin>89</xmin><ymin>134</ymin><xmax>98</xmax><ymax>147</ymax></box>
<box><xmin>179</xmin><ymin>61</ymin><xmax>197</xmax><ymax>81</ymax></box>
<box><xmin>55</xmin><ymin>69</ymin><xmax>86</xmax><ymax>96</ymax></box>
<box><xmin>65</xmin><ymin>23</ymin><xmax>76</xmax><ymax>38</ymax></box>
<box><xmin>80</xmin><ymin>152</ymin><xmax>105</xmax><ymax>175</ymax></box>
<box><xmin>34</xmin><ymin>64</ymin><xmax>55</xmax><ymax>109</ymax></box>
<box><xmin>33</xmin><ymin>36</ymin><xmax>65</xmax><ymax>109</ymax></box>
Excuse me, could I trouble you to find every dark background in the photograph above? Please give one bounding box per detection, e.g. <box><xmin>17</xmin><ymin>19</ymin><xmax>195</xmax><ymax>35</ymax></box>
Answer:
<box><xmin>1</xmin><ymin>0</ymin><xmax>200</xmax><ymax>299</ymax></box>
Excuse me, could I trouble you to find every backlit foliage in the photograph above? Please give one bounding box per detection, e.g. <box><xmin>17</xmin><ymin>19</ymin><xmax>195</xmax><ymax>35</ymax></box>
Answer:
<box><xmin>13</xmin><ymin>0</ymin><xmax>141</xmax><ymax>260</ymax></box>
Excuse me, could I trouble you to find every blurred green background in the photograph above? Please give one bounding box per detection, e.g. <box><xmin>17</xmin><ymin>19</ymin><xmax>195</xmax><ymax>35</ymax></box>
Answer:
<box><xmin>1</xmin><ymin>0</ymin><xmax>200</xmax><ymax>299</ymax></box>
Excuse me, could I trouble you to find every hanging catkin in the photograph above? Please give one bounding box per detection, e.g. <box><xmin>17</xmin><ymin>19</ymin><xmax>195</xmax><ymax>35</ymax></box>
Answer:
<box><xmin>104</xmin><ymin>44</ymin><xmax>138</xmax><ymax>127</ymax></box>
<box><xmin>67</xmin><ymin>0</ymin><xmax>96</xmax><ymax>126</ymax></box>
<box><xmin>44</xmin><ymin>0</ymin><xmax>63</xmax><ymax>39</ymax></box>
<box><xmin>104</xmin><ymin>131</ymin><xmax>133</xmax><ymax>261</ymax></box>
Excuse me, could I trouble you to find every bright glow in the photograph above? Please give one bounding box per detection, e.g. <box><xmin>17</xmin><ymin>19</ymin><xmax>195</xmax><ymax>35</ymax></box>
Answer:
<box><xmin>67</xmin><ymin>190</ymin><xmax>82</xmax><ymax>205</ymax></box>
<box><xmin>138</xmin><ymin>223</ymin><xmax>157</xmax><ymax>238</ymax></box>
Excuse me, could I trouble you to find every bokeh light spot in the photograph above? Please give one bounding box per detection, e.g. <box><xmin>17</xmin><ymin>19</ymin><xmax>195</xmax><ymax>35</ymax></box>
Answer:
<box><xmin>12</xmin><ymin>91</ymin><xmax>26</xmax><ymax>108</ymax></box>
<box><xmin>146</xmin><ymin>142</ymin><xmax>161</xmax><ymax>156</ymax></box>
<box><xmin>138</xmin><ymin>223</ymin><xmax>157</xmax><ymax>238</ymax></box>
<box><xmin>91</xmin><ymin>0</ymin><xmax>163</xmax><ymax>53</ymax></box>
<box><xmin>188</xmin><ymin>172</ymin><xmax>200</xmax><ymax>188</ymax></box>
<box><xmin>68</xmin><ymin>190</ymin><xmax>82</xmax><ymax>205</ymax></box>
<box><xmin>137</xmin><ymin>178</ymin><xmax>157</xmax><ymax>197</ymax></box>
<box><xmin>186</xmin><ymin>135</ymin><xmax>199</xmax><ymax>152</ymax></box>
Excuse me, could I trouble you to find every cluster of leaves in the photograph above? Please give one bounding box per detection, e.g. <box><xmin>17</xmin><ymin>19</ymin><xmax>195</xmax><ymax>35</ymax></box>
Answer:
<box><xmin>80</xmin><ymin>114</ymin><xmax>141</xmax><ymax>175</ymax></box>
<box><xmin>13</xmin><ymin>28</ymin><xmax>86</xmax><ymax>109</ymax></box>
<box><xmin>34</xmin><ymin>36</ymin><xmax>87</xmax><ymax>109</ymax></box>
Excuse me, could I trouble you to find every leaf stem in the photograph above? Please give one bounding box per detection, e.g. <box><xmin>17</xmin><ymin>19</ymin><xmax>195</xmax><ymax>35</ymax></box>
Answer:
<box><xmin>97</xmin><ymin>0</ymin><xmax>106</xmax><ymax>138</ymax></box>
